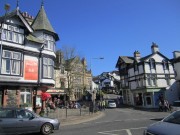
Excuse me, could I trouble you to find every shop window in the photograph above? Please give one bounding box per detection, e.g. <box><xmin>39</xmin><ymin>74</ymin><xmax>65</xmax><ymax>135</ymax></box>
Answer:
<box><xmin>20</xmin><ymin>89</ymin><xmax>32</xmax><ymax>106</ymax></box>
<box><xmin>146</xmin><ymin>97</ymin><xmax>152</xmax><ymax>105</ymax></box>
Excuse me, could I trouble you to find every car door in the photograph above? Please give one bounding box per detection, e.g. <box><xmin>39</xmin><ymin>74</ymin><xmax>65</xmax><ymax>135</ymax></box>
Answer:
<box><xmin>16</xmin><ymin>109</ymin><xmax>40</xmax><ymax>134</ymax></box>
<box><xmin>0</xmin><ymin>108</ymin><xmax>20</xmax><ymax>134</ymax></box>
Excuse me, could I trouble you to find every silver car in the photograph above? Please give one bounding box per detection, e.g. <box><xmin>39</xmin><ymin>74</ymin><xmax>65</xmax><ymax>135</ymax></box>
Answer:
<box><xmin>144</xmin><ymin>110</ymin><xmax>180</xmax><ymax>135</ymax></box>
<box><xmin>108</xmin><ymin>100</ymin><xmax>117</xmax><ymax>108</ymax></box>
<box><xmin>0</xmin><ymin>107</ymin><xmax>60</xmax><ymax>135</ymax></box>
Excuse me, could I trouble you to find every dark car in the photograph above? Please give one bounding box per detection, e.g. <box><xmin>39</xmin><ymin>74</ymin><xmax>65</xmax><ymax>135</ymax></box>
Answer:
<box><xmin>0</xmin><ymin>107</ymin><xmax>60</xmax><ymax>135</ymax></box>
<box><xmin>144</xmin><ymin>110</ymin><xmax>180</xmax><ymax>135</ymax></box>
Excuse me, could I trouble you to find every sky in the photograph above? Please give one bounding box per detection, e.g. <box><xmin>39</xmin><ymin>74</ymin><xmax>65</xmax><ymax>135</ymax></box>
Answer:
<box><xmin>0</xmin><ymin>0</ymin><xmax>180</xmax><ymax>76</ymax></box>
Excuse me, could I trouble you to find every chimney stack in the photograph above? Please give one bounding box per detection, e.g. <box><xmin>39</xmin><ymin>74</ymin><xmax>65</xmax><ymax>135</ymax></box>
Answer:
<box><xmin>151</xmin><ymin>42</ymin><xmax>159</xmax><ymax>53</ymax></box>
<box><xmin>173</xmin><ymin>51</ymin><xmax>180</xmax><ymax>58</ymax></box>
<box><xmin>134</xmin><ymin>50</ymin><xmax>141</xmax><ymax>61</ymax></box>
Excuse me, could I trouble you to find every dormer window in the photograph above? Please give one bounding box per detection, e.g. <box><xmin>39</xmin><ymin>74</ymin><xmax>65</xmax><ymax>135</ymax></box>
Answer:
<box><xmin>1</xmin><ymin>24</ymin><xmax>24</xmax><ymax>44</ymax></box>
<box><xmin>149</xmin><ymin>58</ymin><xmax>155</xmax><ymax>69</ymax></box>
<box><xmin>43</xmin><ymin>33</ymin><xmax>55</xmax><ymax>51</ymax></box>
<box><xmin>162</xmin><ymin>60</ymin><xmax>169</xmax><ymax>70</ymax></box>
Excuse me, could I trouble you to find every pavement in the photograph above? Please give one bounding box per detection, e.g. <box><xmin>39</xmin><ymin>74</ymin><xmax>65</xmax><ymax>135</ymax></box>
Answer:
<box><xmin>60</xmin><ymin>111</ymin><xmax>105</xmax><ymax>126</ymax></box>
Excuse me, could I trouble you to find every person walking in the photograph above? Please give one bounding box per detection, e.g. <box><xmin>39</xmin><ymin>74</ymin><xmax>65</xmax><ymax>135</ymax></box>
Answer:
<box><xmin>102</xmin><ymin>100</ymin><xmax>106</xmax><ymax>110</ymax></box>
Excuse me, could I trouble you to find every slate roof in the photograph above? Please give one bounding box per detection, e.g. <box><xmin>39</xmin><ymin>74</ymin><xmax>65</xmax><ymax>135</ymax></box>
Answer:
<box><xmin>31</xmin><ymin>5</ymin><xmax>59</xmax><ymax>41</ymax></box>
<box><xmin>26</xmin><ymin>34</ymin><xmax>44</xmax><ymax>44</ymax></box>
<box><xmin>120</xmin><ymin>56</ymin><xmax>134</xmax><ymax>64</ymax></box>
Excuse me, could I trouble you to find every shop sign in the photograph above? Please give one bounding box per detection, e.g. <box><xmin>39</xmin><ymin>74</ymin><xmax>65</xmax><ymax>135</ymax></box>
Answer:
<box><xmin>24</xmin><ymin>60</ymin><xmax>38</xmax><ymax>80</ymax></box>
<box><xmin>46</xmin><ymin>89</ymin><xmax>64</xmax><ymax>93</ymax></box>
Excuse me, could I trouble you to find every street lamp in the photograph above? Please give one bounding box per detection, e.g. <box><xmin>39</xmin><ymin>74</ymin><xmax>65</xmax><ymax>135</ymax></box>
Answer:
<box><xmin>90</xmin><ymin>57</ymin><xmax>104</xmax><ymax>113</ymax></box>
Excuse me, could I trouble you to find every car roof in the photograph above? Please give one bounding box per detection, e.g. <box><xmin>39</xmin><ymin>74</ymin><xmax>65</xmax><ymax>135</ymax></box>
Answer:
<box><xmin>0</xmin><ymin>107</ymin><xmax>25</xmax><ymax>110</ymax></box>
<box><xmin>174</xmin><ymin>101</ymin><xmax>180</xmax><ymax>102</ymax></box>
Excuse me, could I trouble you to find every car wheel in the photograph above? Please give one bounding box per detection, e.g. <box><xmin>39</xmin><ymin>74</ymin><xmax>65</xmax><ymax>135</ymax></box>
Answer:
<box><xmin>41</xmin><ymin>123</ymin><xmax>53</xmax><ymax>135</ymax></box>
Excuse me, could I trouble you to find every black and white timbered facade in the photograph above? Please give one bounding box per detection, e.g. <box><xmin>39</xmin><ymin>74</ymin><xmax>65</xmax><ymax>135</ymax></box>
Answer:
<box><xmin>0</xmin><ymin>4</ymin><xmax>59</xmax><ymax>111</ymax></box>
<box><xmin>116</xmin><ymin>43</ymin><xmax>180</xmax><ymax>108</ymax></box>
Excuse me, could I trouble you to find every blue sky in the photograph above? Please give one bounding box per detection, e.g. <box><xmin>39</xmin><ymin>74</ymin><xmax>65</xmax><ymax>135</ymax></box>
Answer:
<box><xmin>1</xmin><ymin>0</ymin><xmax>180</xmax><ymax>76</ymax></box>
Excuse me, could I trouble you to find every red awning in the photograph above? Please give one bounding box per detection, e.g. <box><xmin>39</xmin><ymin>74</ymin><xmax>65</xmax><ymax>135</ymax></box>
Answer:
<box><xmin>41</xmin><ymin>92</ymin><xmax>51</xmax><ymax>101</ymax></box>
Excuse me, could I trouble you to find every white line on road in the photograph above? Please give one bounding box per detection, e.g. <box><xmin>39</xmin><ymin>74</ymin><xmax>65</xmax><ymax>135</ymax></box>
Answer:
<box><xmin>126</xmin><ymin>129</ymin><xmax>132</xmax><ymax>135</ymax></box>
<box><xmin>98</xmin><ymin>127</ymin><xmax>146</xmax><ymax>135</ymax></box>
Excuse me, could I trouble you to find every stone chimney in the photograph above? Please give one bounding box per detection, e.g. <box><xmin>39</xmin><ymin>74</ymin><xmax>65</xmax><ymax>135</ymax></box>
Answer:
<box><xmin>151</xmin><ymin>42</ymin><xmax>159</xmax><ymax>53</ymax></box>
<box><xmin>134</xmin><ymin>50</ymin><xmax>141</xmax><ymax>61</ymax></box>
<box><xmin>173</xmin><ymin>51</ymin><xmax>180</xmax><ymax>58</ymax></box>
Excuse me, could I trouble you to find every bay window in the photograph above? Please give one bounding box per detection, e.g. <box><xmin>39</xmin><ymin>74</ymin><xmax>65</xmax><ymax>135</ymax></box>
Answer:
<box><xmin>1</xmin><ymin>50</ymin><xmax>21</xmax><ymax>75</ymax></box>
<box><xmin>44</xmin><ymin>33</ymin><xmax>55</xmax><ymax>51</ymax></box>
<box><xmin>43</xmin><ymin>58</ymin><xmax>54</xmax><ymax>78</ymax></box>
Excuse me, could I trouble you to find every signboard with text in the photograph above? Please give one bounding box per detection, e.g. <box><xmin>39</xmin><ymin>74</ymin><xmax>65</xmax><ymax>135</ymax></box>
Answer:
<box><xmin>24</xmin><ymin>60</ymin><xmax>38</xmax><ymax>80</ymax></box>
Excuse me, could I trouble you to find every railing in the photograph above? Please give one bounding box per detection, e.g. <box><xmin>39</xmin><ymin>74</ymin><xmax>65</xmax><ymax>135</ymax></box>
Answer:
<box><xmin>45</xmin><ymin>107</ymin><xmax>90</xmax><ymax>120</ymax></box>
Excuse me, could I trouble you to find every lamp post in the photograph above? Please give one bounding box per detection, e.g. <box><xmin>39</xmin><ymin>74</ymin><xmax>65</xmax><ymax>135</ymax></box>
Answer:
<box><xmin>90</xmin><ymin>57</ymin><xmax>104</xmax><ymax>113</ymax></box>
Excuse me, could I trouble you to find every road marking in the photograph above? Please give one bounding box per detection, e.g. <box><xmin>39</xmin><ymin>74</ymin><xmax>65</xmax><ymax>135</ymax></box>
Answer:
<box><xmin>98</xmin><ymin>127</ymin><xmax>146</xmax><ymax>135</ymax></box>
<box><xmin>126</xmin><ymin>129</ymin><xmax>132</xmax><ymax>135</ymax></box>
<box><xmin>83</xmin><ymin>117</ymin><xmax>155</xmax><ymax>125</ymax></box>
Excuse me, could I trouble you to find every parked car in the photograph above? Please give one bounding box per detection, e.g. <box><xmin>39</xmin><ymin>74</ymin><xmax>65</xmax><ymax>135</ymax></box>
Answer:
<box><xmin>171</xmin><ymin>100</ymin><xmax>180</xmax><ymax>112</ymax></box>
<box><xmin>144</xmin><ymin>110</ymin><xmax>180</xmax><ymax>135</ymax></box>
<box><xmin>0</xmin><ymin>107</ymin><xmax>60</xmax><ymax>135</ymax></box>
<box><xmin>107</xmin><ymin>100</ymin><xmax>117</xmax><ymax>108</ymax></box>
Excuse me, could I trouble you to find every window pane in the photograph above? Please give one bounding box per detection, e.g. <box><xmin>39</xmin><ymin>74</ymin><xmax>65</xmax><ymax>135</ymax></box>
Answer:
<box><xmin>26</xmin><ymin>94</ymin><xmax>31</xmax><ymax>104</ymax></box>
<box><xmin>14</xmin><ymin>33</ymin><xmax>19</xmax><ymax>43</ymax></box>
<box><xmin>1</xmin><ymin>59</ymin><xmax>10</xmax><ymax>74</ymax></box>
<box><xmin>12</xmin><ymin>60</ymin><xmax>20</xmax><ymax>74</ymax></box>
<box><xmin>8</xmin><ymin>31</ymin><xmax>13</xmax><ymax>41</ymax></box>
<box><xmin>21</xmin><ymin>94</ymin><xmax>25</xmax><ymax>104</ymax></box>
<box><xmin>18</xmin><ymin>34</ymin><xmax>23</xmax><ymax>44</ymax></box>
<box><xmin>13</xmin><ymin>52</ymin><xmax>21</xmax><ymax>60</ymax></box>
<box><xmin>3</xmin><ymin>50</ymin><xmax>11</xmax><ymax>58</ymax></box>
<box><xmin>1</xmin><ymin>30</ymin><xmax>7</xmax><ymax>40</ymax></box>
<box><xmin>43</xmin><ymin>65</ymin><xmax>48</xmax><ymax>77</ymax></box>
<box><xmin>43</xmin><ymin>58</ymin><xmax>48</xmax><ymax>64</ymax></box>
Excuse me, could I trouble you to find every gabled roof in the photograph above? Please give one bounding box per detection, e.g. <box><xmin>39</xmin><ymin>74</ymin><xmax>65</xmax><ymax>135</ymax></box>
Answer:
<box><xmin>120</xmin><ymin>56</ymin><xmax>134</xmax><ymax>63</ymax></box>
<box><xmin>115</xmin><ymin>56</ymin><xmax>134</xmax><ymax>68</ymax></box>
<box><xmin>0</xmin><ymin>9</ymin><xmax>33</xmax><ymax>33</ymax></box>
<box><xmin>31</xmin><ymin>5</ymin><xmax>59</xmax><ymax>41</ymax></box>
<box><xmin>140</xmin><ymin>52</ymin><xmax>170</xmax><ymax>61</ymax></box>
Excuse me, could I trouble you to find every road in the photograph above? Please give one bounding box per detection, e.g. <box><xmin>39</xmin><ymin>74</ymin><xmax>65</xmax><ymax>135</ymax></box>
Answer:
<box><xmin>53</xmin><ymin>108</ymin><xmax>170</xmax><ymax>135</ymax></box>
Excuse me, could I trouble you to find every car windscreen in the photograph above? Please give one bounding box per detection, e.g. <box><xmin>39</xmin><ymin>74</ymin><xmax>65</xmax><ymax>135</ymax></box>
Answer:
<box><xmin>108</xmin><ymin>100</ymin><xmax>115</xmax><ymax>103</ymax></box>
<box><xmin>173</xmin><ymin>101</ymin><xmax>180</xmax><ymax>107</ymax></box>
<box><xmin>163</xmin><ymin>111</ymin><xmax>180</xmax><ymax>124</ymax></box>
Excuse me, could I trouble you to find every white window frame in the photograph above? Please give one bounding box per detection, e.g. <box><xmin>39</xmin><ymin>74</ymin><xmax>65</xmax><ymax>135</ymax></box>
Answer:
<box><xmin>1</xmin><ymin>50</ymin><xmax>21</xmax><ymax>75</ymax></box>
<box><xmin>20</xmin><ymin>89</ymin><xmax>32</xmax><ymax>105</ymax></box>
<box><xmin>1</xmin><ymin>24</ymin><xmax>24</xmax><ymax>44</ymax></box>
<box><xmin>43</xmin><ymin>58</ymin><xmax>54</xmax><ymax>78</ymax></box>
<box><xmin>43</xmin><ymin>33</ymin><xmax>55</xmax><ymax>51</ymax></box>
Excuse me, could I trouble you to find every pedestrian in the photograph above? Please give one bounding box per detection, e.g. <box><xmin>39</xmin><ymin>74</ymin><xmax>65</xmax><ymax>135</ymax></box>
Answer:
<box><xmin>102</xmin><ymin>100</ymin><xmax>105</xmax><ymax>110</ymax></box>
<box><xmin>159</xmin><ymin>101</ymin><xmax>163</xmax><ymax>112</ymax></box>
<box><xmin>164</xmin><ymin>100</ymin><xmax>169</xmax><ymax>112</ymax></box>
